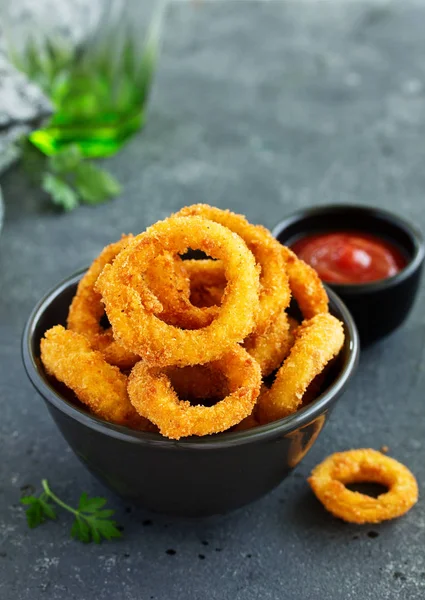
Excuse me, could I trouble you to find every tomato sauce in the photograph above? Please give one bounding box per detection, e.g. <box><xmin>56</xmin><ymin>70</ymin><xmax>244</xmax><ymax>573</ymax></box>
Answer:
<box><xmin>291</xmin><ymin>232</ymin><xmax>407</xmax><ymax>284</ymax></box>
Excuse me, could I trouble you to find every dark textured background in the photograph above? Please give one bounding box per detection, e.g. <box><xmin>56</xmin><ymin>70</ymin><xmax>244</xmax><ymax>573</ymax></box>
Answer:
<box><xmin>1</xmin><ymin>2</ymin><xmax>425</xmax><ymax>598</ymax></box>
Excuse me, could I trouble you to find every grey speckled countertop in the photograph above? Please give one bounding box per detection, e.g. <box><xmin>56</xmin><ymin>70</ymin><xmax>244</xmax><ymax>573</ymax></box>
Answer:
<box><xmin>1</xmin><ymin>2</ymin><xmax>425</xmax><ymax>599</ymax></box>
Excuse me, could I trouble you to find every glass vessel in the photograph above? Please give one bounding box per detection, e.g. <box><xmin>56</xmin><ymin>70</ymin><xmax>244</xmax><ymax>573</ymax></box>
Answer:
<box><xmin>1</xmin><ymin>0</ymin><xmax>164</xmax><ymax>157</ymax></box>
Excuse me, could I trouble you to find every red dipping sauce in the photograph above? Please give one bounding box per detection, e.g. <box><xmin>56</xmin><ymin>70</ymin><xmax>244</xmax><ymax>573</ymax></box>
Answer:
<box><xmin>291</xmin><ymin>232</ymin><xmax>407</xmax><ymax>284</ymax></box>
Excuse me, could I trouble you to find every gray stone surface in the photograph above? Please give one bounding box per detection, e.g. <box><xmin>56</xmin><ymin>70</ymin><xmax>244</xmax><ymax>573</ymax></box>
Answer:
<box><xmin>1</xmin><ymin>1</ymin><xmax>425</xmax><ymax>598</ymax></box>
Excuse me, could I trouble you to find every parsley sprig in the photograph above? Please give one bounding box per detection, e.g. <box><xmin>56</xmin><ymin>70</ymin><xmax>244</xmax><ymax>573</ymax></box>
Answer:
<box><xmin>21</xmin><ymin>479</ymin><xmax>122</xmax><ymax>543</ymax></box>
<box><xmin>20</xmin><ymin>140</ymin><xmax>121</xmax><ymax>211</ymax></box>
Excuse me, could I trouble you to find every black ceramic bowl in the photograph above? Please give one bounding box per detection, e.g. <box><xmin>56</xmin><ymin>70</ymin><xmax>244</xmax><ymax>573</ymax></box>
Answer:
<box><xmin>273</xmin><ymin>205</ymin><xmax>424</xmax><ymax>346</ymax></box>
<box><xmin>23</xmin><ymin>269</ymin><xmax>359</xmax><ymax>517</ymax></box>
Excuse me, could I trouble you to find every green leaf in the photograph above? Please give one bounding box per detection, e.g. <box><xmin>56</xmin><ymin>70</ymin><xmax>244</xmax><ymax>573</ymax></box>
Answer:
<box><xmin>77</xmin><ymin>492</ymin><xmax>88</xmax><ymax>509</ymax></box>
<box><xmin>22</xmin><ymin>497</ymin><xmax>52</xmax><ymax>529</ymax></box>
<box><xmin>39</xmin><ymin>498</ymin><xmax>57</xmax><ymax>520</ymax></box>
<box><xmin>21</xmin><ymin>480</ymin><xmax>123</xmax><ymax>543</ymax></box>
<box><xmin>42</xmin><ymin>173</ymin><xmax>79</xmax><ymax>211</ymax></box>
<box><xmin>91</xmin><ymin>527</ymin><xmax>102</xmax><ymax>544</ymax></box>
<box><xmin>21</xmin><ymin>492</ymin><xmax>57</xmax><ymax>528</ymax></box>
<box><xmin>48</xmin><ymin>145</ymin><xmax>83</xmax><ymax>174</ymax></box>
<box><xmin>74</xmin><ymin>162</ymin><xmax>121</xmax><ymax>205</ymax></box>
<box><xmin>71</xmin><ymin>516</ymin><xmax>91</xmax><ymax>543</ymax></box>
<box><xmin>25</xmin><ymin>501</ymin><xmax>45</xmax><ymax>528</ymax></box>
<box><xmin>70</xmin><ymin>518</ymin><xmax>80</xmax><ymax>540</ymax></box>
<box><xmin>20</xmin><ymin>495</ymin><xmax>38</xmax><ymax>506</ymax></box>
<box><xmin>78</xmin><ymin>494</ymin><xmax>107</xmax><ymax>513</ymax></box>
<box><xmin>89</xmin><ymin>517</ymin><xmax>122</xmax><ymax>541</ymax></box>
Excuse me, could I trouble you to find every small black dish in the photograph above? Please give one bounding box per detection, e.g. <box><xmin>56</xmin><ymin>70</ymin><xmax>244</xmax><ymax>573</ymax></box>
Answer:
<box><xmin>22</xmin><ymin>269</ymin><xmax>359</xmax><ymax>517</ymax></box>
<box><xmin>273</xmin><ymin>205</ymin><xmax>424</xmax><ymax>346</ymax></box>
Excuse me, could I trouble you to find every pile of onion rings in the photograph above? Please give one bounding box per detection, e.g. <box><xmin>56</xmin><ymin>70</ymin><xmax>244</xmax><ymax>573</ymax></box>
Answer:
<box><xmin>40</xmin><ymin>204</ymin><xmax>345</xmax><ymax>439</ymax></box>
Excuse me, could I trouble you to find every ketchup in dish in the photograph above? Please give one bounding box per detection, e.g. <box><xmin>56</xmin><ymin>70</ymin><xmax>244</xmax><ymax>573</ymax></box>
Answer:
<box><xmin>291</xmin><ymin>232</ymin><xmax>407</xmax><ymax>284</ymax></box>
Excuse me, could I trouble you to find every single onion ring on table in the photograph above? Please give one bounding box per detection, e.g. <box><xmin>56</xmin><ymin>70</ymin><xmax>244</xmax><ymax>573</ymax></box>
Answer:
<box><xmin>128</xmin><ymin>345</ymin><xmax>261</xmax><ymax>439</ymax></box>
<box><xmin>257</xmin><ymin>313</ymin><xmax>344</xmax><ymax>424</ymax></box>
<box><xmin>67</xmin><ymin>235</ymin><xmax>139</xmax><ymax>370</ymax></box>
<box><xmin>308</xmin><ymin>449</ymin><xmax>418</xmax><ymax>524</ymax></box>
<box><xmin>40</xmin><ymin>325</ymin><xmax>151</xmax><ymax>430</ymax></box>
<box><xmin>280</xmin><ymin>246</ymin><xmax>329</xmax><ymax>318</ymax></box>
<box><xmin>96</xmin><ymin>216</ymin><xmax>261</xmax><ymax>367</ymax></box>
<box><xmin>174</xmin><ymin>204</ymin><xmax>291</xmax><ymax>334</ymax></box>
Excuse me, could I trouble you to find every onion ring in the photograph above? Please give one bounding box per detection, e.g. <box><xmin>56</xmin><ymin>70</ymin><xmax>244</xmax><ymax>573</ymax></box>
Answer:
<box><xmin>67</xmin><ymin>235</ymin><xmax>139</xmax><ymax>370</ymax></box>
<box><xmin>144</xmin><ymin>253</ymin><xmax>219</xmax><ymax>329</ymax></box>
<box><xmin>280</xmin><ymin>247</ymin><xmax>329</xmax><ymax>318</ymax></box>
<box><xmin>40</xmin><ymin>325</ymin><xmax>150</xmax><ymax>430</ymax></box>
<box><xmin>175</xmin><ymin>205</ymin><xmax>290</xmax><ymax>334</ymax></box>
<box><xmin>257</xmin><ymin>313</ymin><xmax>344</xmax><ymax>424</ymax></box>
<box><xmin>308</xmin><ymin>449</ymin><xmax>418</xmax><ymax>523</ymax></box>
<box><xmin>128</xmin><ymin>345</ymin><xmax>261</xmax><ymax>439</ymax></box>
<box><xmin>244</xmin><ymin>312</ymin><xmax>298</xmax><ymax>377</ymax></box>
<box><xmin>184</xmin><ymin>259</ymin><xmax>226</xmax><ymax>308</ymax></box>
<box><xmin>96</xmin><ymin>216</ymin><xmax>260</xmax><ymax>367</ymax></box>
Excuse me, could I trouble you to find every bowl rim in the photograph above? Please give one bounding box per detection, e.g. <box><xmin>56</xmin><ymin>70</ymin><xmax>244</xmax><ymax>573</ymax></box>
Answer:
<box><xmin>272</xmin><ymin>204</ymin><xmax>425</xmax><ymax>294</ymax></box>
<box><xmin>22</xmin><ymin>268</ymin><xmax>359</xmax><ymax>450</ymax></box>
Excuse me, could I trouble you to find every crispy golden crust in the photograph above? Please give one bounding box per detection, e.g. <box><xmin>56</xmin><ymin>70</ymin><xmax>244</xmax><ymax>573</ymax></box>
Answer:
<box><xmin>145</xmin><ymin>254</ymin><xmax>219</xmax><ymax>329</ymax></box>
<box><xmin>281</xmin><ymin>247</ymin><xmax>329</xmax><ymax>318</ymax></box>
<box><xmin>190</xmin><ymin>283</ymin><xmax>224</xmax><ymax>309</ymax></box>
<box><xmin>244</xmin><ymin>310</ymin><xmax>295</xmax><ymax>377</ymax></box>
<box><xmin>175</xmin><ymin>205</ymin><xmax>291</xmax><ymax>334</ymax></box>
<box><xmin>67</xmin><ymin>235</ymin><xmax>139</xmax><ymax>370</ymax></box>
<box><xmin>128</xmin><ymin>345</ymin><xmax>261</xmax><ymax>439</ymax></box>
<box><xmin>96</xmin><ymin>216</ymin><xmax>260</xmax><ymax>367</ymax></box>
<box><xmin>48</xmin><ymin>204</ymin><xmax>346</xmax><ymax>436</ymax></box>
<box><xmin>257</xmin><ymin>313</ymin><xmax>344</xmax><ymax>423</ymax></box>
<box><xmin>184</xmin><ymin>259</ymin><xmax>226</xmax><ymax>289</ymax></box>
<box><xmin>184</xmin><ymin>259</ymin><xmax>226</xmax><ymax>308</ymax></box>
<box><xmin>145</xmin><ymin>253</ymin><xmax>190</xmax><ymax>308</ymax></box>
<box><xmin>309</xmin><ymin>449</ymin><xmax>418</xmax><ymax>524</ymax></box>
<box><xmin>40</xmin><ymin>326</ymin><xmax>150</xmax><ymax>430</ymax></box>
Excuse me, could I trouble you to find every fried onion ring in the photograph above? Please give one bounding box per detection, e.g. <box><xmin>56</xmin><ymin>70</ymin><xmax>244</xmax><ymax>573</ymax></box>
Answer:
<box><xmin>184</xmin><ymin>259</ymin><xmax>226</xmax><ymax>308</ymax></box>
<box><xmin>257</xmin><ymin>313</ymin><xmax>344</xmax><ymax>423</ymax></box>
<box><xmin>128</xmin><ymin>345</ymin><xmax>261</xmax><ymax>439</ymax></box>
<box><xmin>308</xmin><ymin>449</ymin><xmax>418</xmax><ymax>523</ymax></box>
<box><xmin>144</xmin><ymin>253</ymin><xmax>219</xmax><ymax>329</ymax></box>
<box><xmin>175</xmin><ymin>205</ymin><xmax>290</xmax><ymax>334</ymax></box>
<box><xmin>244</xmin><ymin>311</ymin><xmax>297</xmax><ymax>377</ymax></box>
<box><xmin>280</xmin><ymin>247</ymin><xmax>328</xmax><ymax>318</ymax></box>
<box><xmin>40</xmin><ymin>326</ymin><xmax>150</xmax><ymax>430</ymax></box>
<box><xmin>96</xmin><ymin>216</ymin><xmax>260</xmax><ymax>367</ymax></box>
<box><xmin>67</xmin><ymin>235</ymin><xmax>139</xmax><ymax>370</ymax></box>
